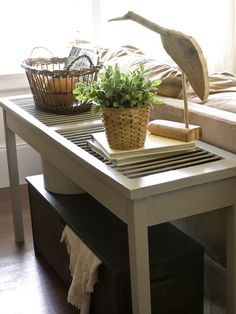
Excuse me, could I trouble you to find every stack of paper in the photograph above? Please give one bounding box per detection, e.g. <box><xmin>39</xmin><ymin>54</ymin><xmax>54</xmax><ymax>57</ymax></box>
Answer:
<box><xmin>87</xmin><ymin>132</ymin><xmax>196</xmax><ymax>166</ymax></box>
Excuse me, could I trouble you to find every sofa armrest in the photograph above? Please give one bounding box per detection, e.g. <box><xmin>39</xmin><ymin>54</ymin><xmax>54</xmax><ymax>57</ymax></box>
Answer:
<box><xmin>150</xmin><ymin>96</ymin><xmax>236</xmax><ymax>154</ymax></box>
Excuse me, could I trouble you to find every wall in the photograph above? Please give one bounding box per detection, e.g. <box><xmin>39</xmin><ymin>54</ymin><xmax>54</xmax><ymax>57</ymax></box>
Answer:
<box><xmin>0</xmin><ymin>142</ymin><xmax>42</xmax><ymax>188</ymax></box>
<box><xmin>0</xmin><ymin>74</ymin><xmax>42</xmax><ymax>188</ymax></box>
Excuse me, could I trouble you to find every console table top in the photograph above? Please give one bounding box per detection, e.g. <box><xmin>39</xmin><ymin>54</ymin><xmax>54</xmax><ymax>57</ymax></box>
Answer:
<box><xmin>1</xmin><ymin>94</ymin><xmax>236</xmax><ymax>201</ymax></box>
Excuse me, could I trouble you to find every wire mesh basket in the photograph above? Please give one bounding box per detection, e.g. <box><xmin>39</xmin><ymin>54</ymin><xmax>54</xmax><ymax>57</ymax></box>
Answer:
<box><xmin>21</xmin><ymin>47</ymin><xmax>101</xmax><ymax>114</ymax></box>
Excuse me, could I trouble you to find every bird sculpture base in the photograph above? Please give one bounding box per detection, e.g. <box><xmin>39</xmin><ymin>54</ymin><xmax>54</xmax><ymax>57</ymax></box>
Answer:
<box><xmin>147</xmin><ymin>119</ymin><xmax>202</xmax><ymax>142</ymax></box>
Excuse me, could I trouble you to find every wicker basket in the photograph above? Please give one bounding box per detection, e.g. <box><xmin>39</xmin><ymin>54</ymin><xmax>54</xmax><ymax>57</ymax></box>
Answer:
<box><xmin>102</xmin><ymin>107</ymin><xmax>150</xmax><ymax>150</ymax></box>
<box><xmin>21</xmin><ymin>49</ymin><xmax>101</xmax><ymax>114</ymax></box>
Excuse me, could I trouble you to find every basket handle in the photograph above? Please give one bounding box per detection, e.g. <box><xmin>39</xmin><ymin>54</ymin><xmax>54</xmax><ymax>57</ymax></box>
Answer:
<box><xmin>66</xmin><ymin>54</ymin><xmax>95</xmax><ymax>70</ymax></box>
<box><xmin>29</xmin><ymin>46</ymin><xmax>53</xmax><ymax>58</ymax></box>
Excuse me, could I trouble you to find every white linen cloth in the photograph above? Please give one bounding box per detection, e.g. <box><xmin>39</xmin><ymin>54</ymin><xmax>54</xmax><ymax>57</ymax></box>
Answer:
<box><xmin>61</xmin><ymin>225</ymin><xmax>102</xmax><ymax>314</ymax></box>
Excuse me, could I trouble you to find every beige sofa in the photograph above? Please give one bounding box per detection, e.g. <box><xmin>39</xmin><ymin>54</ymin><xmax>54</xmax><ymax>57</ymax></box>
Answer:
<box><xmin>99</xmin><ymin>46</ymin><xmax>236</xmax><ymax>312</ymax></box>
<box><xmin>100</xmin><ymin>46</ymin><xmax>236</xmax><ymax>156</ymax></box>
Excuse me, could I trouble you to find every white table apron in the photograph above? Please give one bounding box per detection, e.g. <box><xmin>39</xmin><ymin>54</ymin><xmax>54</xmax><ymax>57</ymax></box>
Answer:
<box><xmin>1</xmin><ymin>95</ymin><xmax>236</xmax><ymax>314</ymax></box>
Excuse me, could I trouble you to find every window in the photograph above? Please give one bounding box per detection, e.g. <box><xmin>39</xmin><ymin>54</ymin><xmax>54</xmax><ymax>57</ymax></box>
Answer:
<box><xmin>0</xmin><ymin>0</ymin><xmax>235</xmax><ymax>77</ymax></box>
<box><xmin>99</xmin><ymin>0</ymin><xmax>236</xmax><ymax>73</ymax></box>
<box><xmin>0</xmin><ymin>0</ymin><xmax>94</xmax><ymax>75</ymax></box>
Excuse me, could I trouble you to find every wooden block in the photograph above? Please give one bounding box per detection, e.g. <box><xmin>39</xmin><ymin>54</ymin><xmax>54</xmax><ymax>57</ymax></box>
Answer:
<box><xmin>147</xmin><ymin>120</ymin><xmax>202</xmax><ymax>142</ymax></box>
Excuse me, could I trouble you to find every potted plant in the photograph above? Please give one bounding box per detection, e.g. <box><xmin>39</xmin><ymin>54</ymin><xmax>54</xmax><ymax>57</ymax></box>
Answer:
<box><xmin>73</xmin><ymin>63</ymin><xmax>162</xmax><ymax>150</ymax></box>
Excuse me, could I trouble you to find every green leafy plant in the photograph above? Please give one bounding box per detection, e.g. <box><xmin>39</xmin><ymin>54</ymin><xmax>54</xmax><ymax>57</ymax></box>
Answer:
<box><xmin>73</xmin><ymin>62</ymin><xmax>162</xmax><ymax>114</ymax></box>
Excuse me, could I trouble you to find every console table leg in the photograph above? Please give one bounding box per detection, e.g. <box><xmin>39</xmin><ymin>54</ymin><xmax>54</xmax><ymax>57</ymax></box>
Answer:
<box><xmin>127</xmin><ymin>199</ymin><xmax>151</xmax><ymax>314</ymax></box>
<box><xmin>226</xmin><ymin>203</ymin><xmax>236</xmax><ymax>313</ymax></box>
<box><xmin>3</xmin><ymin>111</ymin><xmax>24</xmax><ymax>243</ymax></box>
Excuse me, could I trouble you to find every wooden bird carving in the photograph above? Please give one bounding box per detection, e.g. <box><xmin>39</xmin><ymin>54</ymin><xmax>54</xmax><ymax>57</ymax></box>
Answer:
<box><xmin>109</xmin><ymin>11</ymin><xmax>209</xmax><ymax>101</ymax></box>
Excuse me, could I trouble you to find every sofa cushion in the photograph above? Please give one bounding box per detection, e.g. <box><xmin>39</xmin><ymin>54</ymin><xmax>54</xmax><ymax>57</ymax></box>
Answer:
<box><xmin>186</xmin><ymin>72</ymin><xmax>236</xmax><ymax>114</ymax></box>
<box><xmin>150</xmin><ymin>96</ymin><xmax>236</xmax><ymax>154</ymax></box>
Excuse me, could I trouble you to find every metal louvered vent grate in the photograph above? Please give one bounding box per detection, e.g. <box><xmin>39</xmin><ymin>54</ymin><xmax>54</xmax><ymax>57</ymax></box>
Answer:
<box><xmin>18</xmin><ymin>100</ymin><xmax>102</xmax><ymax>127</ymax></box>
<box><xmin>58</xmin><ymin>128</ymin><xmax>223</xmax><ymax>179</ymax></box>
<box><xmin>16</xmin><ymin>100</ymin><xmax>223</xmax><ymax>179</ymax></box>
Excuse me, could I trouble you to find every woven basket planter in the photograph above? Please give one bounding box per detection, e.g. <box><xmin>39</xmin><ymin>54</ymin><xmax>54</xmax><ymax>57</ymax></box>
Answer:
<box><xmin>102</xmin><ymin>107</ymin><xmax>150</xmax><ymax>150</ymax></box>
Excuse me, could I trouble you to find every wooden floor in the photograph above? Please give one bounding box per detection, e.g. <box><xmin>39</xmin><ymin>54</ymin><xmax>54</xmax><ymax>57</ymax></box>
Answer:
<box><xmin>0</xmin><ymin>184</ymin><xmax>79</xmax><ymax>314</ymax></box>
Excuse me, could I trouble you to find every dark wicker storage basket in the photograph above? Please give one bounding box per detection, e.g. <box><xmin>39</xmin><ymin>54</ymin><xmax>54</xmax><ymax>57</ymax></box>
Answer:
<box><xmin>22</xmin><ymin>52</ymin><xmax>101</xmax><ymax>114</ymax></box>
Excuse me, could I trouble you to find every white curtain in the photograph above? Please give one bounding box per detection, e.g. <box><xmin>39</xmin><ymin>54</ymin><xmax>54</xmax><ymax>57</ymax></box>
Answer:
<box><xmin>98</xmin><ymin>0</ymin><xmax>236</xmax><ymax>74</ymax></box>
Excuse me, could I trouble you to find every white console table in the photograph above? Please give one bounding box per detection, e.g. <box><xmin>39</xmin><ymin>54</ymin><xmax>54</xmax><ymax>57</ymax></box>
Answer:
<box><xmin>1</xmin><ymin>94</ymin><xmax>236</xmax><ymax>314</ymax></box>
